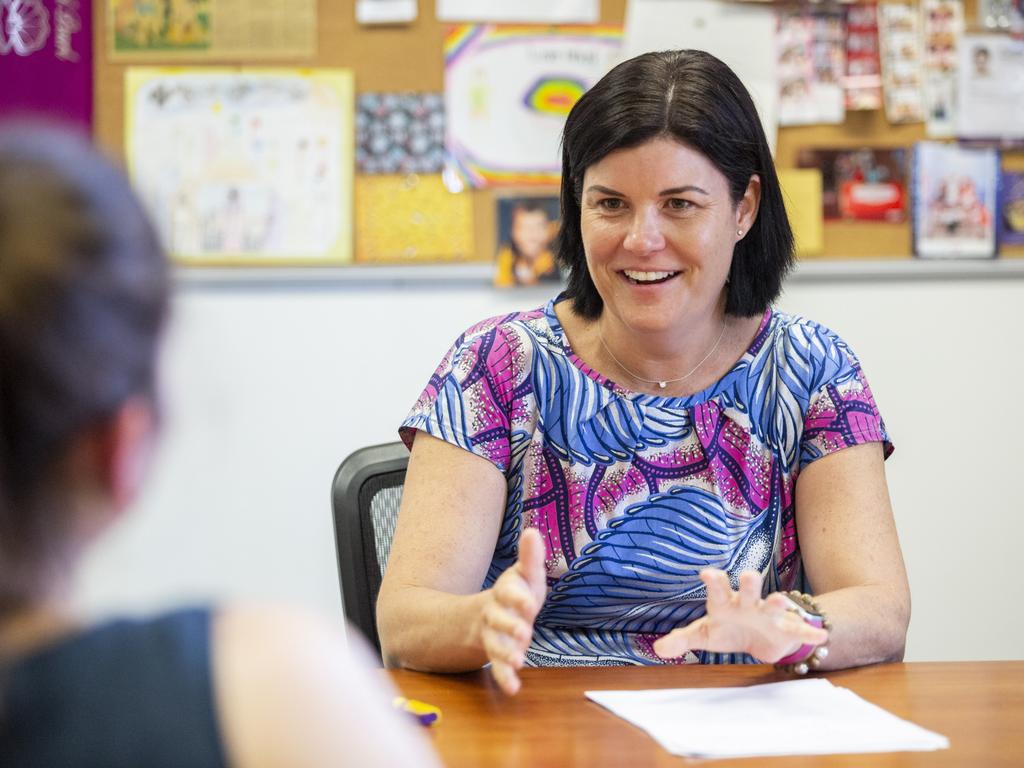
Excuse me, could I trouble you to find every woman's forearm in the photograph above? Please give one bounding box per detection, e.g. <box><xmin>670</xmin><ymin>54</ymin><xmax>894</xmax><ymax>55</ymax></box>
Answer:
<box><xmin>791</xmin><ymin>444</ymin><xmax>911</xmax><ymax>671</ymax></box>
<box><xmin>812</xmin><ymin>583</ymin><xmax>910</xmax><ymax>670</ymax></box>
<box><xmin>377</xmin><ymin>584</ymin><xmax>491</xmax><ymax>672</ymax></box>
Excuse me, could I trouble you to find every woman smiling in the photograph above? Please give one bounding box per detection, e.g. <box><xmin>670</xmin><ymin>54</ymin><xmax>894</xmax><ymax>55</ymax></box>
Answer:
<box><xmin>377</xmin><ymin>50</ymin><xmax>910</xmax><ymax>695</ymax></box>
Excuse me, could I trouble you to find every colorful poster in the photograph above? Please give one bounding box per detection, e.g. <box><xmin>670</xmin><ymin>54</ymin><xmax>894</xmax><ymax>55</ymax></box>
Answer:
<box><xmin>844</xmin><ymin>2</ymin><xmax>883</xmax><ymax>110</ymax></box>
<box><xmin>109</xmin><ymin>0</ymin><xmax>315</xmax><ymax>60</ymax></box>
<box><xmin>356</xmin><ymin>93</ymin><xmax>444</xmax><ymax>174</ymax></box>
<box><xmin>796</xmin><ymin>147</ymin><xmax>907</xmax><ymax>222</ymax></box>
<box><xmin>125</xmin><ymin>67</ymin><xmax>354</xmax><ymax>265</ymax></box>
<box><xmin>776</xmin><ymin>9</ymin><xmax>845</xmax><ymax>126</ymax></box>
<box><xmin>921</xmin><ymin>0</ymin><xmax>963</xmax><ymax>138</ymax></box>
<box><xmin>955</xmin><ymin>34</ymin><xmax>1024</xmax><ymax>140</ymax></box>
<box><xmin>436</xmin><ymin>0</ymin><xmax>598</xmax><ymax>23</ymax></box>
<box><xmin>444</xmin><ymin>25</ymin><xmax>621</xmax><ymax>188</ymax></box>
<box><xmin>354</xmin><ymin>174</ymin><xmax>474</xmax><ymax>263</ymax></box>
<box><xmin>0</xmin><ymin>0</ymin><xmax>92</xmax><ymax>127</ymax></box>
<box><xmin>878</xmin><ymin>3</ymin><xmax>925</xmax><ymax>123</ymax></box>
<box><xmin>1000</xmin><ymin>171</ymin><xmax>1024</xmax><ymax>246</ymax></box>
<box><xmin>913</xmin><ymin>141</ymin><xmax>999</xmax><ymax>259</ymax></box>
<box><xmin>494</xmin><ymin>194</ymin><xmax>561</xmax><ymax>287</ymax></box>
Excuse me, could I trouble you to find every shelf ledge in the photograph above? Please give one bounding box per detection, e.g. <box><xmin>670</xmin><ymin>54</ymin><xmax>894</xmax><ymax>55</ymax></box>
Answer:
<box><xmin>174</xmin><ymin>257</ymin><xmax>1024</xmax><ymax>290</ymax></box>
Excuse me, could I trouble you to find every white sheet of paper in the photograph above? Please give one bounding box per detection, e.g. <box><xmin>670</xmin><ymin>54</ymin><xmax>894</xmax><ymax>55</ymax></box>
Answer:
<box><xmin>126</xmin><ymin>68</ymin><xmax>354</xmax><ymax>264</ymax></box>
<box><xmin>619</xmin><ymin>0</ymin><xmax>778</xmax><ymax>152</ymax></box>
<box><xmin>955</xmin><ymin>34</ymin><xmax>1024</xmax><ymax>138</ymax></box>
<box><xmin>586</xmin><ymin>678</ymin><xmax>949</xmax><ymax>759</ymax></box>
<box><xmin>356</xmin><ymin>0</ymin><xmax>418</xmax><ymax>24</ymax></box>
<box><xmin>444</xmin><ymin>27</ymin><xmax>621</xmax><ymax>187</ymax></box>
<box><xmin>437</xmin><ymin>0</ymin><xmax>598</xmax><ymax>23</ymax></box>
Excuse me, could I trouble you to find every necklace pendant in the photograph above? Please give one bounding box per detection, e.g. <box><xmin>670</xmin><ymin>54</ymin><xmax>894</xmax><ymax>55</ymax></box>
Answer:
<box><xmin>657</xmin><ymin>381</ymin><xmax>668</xmax><ymax>389</ymax></box>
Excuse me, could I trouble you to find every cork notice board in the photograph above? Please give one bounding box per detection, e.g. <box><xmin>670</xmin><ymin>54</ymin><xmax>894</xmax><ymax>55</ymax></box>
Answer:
<box><xmin>91</xmin><ymin>0</ymin><xmax>1024</xmax><ymax>264</ymax></box>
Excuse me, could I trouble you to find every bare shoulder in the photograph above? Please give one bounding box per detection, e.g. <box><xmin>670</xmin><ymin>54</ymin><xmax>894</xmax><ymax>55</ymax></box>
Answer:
<box><xmin>212</xmin><ymin>604</ymin><xmax>438</xmax><ymax>768</ymax></box>
<box><xmin>214</xmin><ymin>602</ymin><xmax>350</xmax><ymax>668</ymax></box>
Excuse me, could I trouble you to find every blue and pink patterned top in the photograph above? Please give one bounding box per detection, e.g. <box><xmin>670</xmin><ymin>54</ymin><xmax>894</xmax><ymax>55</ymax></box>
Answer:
<box><xmin>400</xmin><ymin>296</ymin><xmax>891</xmax><ymax>667</ymax></box>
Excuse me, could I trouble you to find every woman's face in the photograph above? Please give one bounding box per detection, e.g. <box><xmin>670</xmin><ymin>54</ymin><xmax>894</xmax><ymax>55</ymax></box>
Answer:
<box><xmin>580</xmin><ymin>136</ymin><xmax>759</xmax><ymax>337</ymax></box>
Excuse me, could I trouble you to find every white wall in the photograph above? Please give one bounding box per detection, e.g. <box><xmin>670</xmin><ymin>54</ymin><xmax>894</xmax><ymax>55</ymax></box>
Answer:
<box><xmin>76</xmin><ymin>271</ymin><xmax>1024</xmax><ymax>662</ymax></box>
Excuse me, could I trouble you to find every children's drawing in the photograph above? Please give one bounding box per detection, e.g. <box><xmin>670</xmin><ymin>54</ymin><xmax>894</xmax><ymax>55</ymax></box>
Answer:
<box><xmin>444</xmin><ymin>24</ymin><xmax>621</xmax><ymax>188</ymax></box>
<box><xmin>126</xmin><ymin>67</ymin><xmax>354</xmax><ymax>265</ymax></box>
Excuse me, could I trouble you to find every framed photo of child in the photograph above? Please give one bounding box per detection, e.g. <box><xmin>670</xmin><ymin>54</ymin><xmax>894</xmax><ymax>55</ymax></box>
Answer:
<box><xmin>494</xmin><ymin>194</ymin><xmax>562</xmax><ymax>287</ymax></box>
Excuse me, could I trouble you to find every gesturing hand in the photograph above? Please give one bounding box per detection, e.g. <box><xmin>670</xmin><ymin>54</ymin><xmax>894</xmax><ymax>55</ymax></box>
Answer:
<box><xmin>652</xmin><ymin>569</ymin><xmax>829</xmax><ymax>663</ymax></box>
<box><xmin>480</xmin><ymin>527</ymin><xmax>547</xmax><ymax>695</ymax></box>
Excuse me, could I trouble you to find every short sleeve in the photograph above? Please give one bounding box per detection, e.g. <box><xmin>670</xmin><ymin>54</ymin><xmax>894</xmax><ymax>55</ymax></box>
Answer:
<box><xmin>399</xmin><ymin>323</ymin><xmax>518</xmax><ymax>473</ymax></box>
<box><xmin>798</xmin><ymin>333</ymin><xmax>893</xmax><ymax>470</ymax></box>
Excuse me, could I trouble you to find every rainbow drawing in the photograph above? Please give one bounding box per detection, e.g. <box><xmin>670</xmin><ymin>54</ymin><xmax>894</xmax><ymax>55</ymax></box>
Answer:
<box><xmin>522</xmin><ymin>77</ymin><xmax>588</xmax><ymax>116</ymax></box>
<box><xmin>444</xmin><ymin>23</ymin><xmax>622</xmax><ymax>188</ymax></box>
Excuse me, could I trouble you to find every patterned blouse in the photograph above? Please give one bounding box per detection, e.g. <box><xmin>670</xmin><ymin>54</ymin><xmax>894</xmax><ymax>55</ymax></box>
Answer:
<box><xmin>400</xmin><ymin>295</ymin><xmax>891</xmax><ymax>666</ymax></box>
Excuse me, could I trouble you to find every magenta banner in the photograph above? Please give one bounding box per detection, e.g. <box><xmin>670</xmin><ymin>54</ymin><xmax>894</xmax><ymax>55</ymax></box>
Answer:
<box><xmin>0</xmin><ymin>0</ymin><xmax>92</xmax><ymax>127</ymax></box>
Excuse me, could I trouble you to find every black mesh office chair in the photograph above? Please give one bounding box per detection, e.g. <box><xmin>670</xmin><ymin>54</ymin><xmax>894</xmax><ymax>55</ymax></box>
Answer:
<box><xmin>331</xmin><ymin>441</ymin><xmax>409</xmax><ymax>658</ymax></box>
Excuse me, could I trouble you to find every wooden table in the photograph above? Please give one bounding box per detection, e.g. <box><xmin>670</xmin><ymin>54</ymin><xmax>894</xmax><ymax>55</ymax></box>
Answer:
<box><xmin>388</xmin><ymin>662</ymin><xmax>1023</xmax><ymax>766</ymax></box>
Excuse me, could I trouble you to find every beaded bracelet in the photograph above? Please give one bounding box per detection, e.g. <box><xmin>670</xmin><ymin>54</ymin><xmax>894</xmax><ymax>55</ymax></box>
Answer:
<box><xmin>774</xmin><ymin>591</ymin><xmax>832</xmax><ymax>675</ymax></box>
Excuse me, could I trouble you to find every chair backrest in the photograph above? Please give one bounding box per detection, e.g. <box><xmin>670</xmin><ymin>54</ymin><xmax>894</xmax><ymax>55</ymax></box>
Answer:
<box><xmin>331</xmin><ymin>441</ymin><xmax>409</xmax><ymax>658</ymax></box>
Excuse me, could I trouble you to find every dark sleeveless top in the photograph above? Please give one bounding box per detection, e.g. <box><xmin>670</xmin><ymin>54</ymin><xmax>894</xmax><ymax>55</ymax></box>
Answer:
<box><xmin>0</xmin><ymin>607</ymin><xmax>228</xmax><ymax>768</ymax></box>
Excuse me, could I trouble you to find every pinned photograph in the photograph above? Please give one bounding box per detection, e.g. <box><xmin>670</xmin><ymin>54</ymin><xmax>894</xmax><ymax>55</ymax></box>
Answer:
<box><xmin>775</xmin><ymin>9</ymin><xmax>846</xmax><ymax>126</ymax></box>
<box><xmin>921</xmin><ymin>0</ymin><xmax>963</xmax><ymax>137</ymax></box>
<box><xmin>844</xmin><ymin>2</ymin><xmax>883</xmax><ymax>110</ymax></box>
<box><xmin>494</xmin><ymin>195</ymin><xmax>561</xmax><ymax>287</ymax></box>
<box><xmin>955</xmin><ymin>34</ymin><xmax>1024</xmax><ymax>139</ymax></box>
<box><xmin>913</xmin><ymin>141</ymin><xmax>999</xmax><ymax>259</ymax></box>
<box><xmin>797</xmin><ymin>148</ymin><xmax>907</xmax><ymax>222</ymax></box>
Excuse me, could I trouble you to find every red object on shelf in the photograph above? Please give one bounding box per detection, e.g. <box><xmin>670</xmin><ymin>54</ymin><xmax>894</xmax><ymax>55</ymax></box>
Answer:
<box><xmin>838</xmin><ymin>180</ymin><xmax>904</xmax><ymax>220</ymax></box>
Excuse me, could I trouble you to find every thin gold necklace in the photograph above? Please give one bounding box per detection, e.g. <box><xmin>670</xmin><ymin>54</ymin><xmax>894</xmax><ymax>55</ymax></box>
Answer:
<box><xmin>599</xmin><ymin>321</ymin><xmax>727</xmax><ymax>390</ymax></box>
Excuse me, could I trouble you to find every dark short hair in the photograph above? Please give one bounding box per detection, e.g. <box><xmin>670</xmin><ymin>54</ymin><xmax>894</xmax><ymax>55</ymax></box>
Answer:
<box><xmin>555</xmin><ymin>50</ymin><xmax>794</xmax><ymax>319</ymax></box>
<box><xmin>512</xmin><ymin>199</ymin><xmax>553</xmax><ymax>217</ymax></box>
<box><xmin>0</xmin><ymin>122</ymin><xmax>169</xmax><ymax>605</ymax></box>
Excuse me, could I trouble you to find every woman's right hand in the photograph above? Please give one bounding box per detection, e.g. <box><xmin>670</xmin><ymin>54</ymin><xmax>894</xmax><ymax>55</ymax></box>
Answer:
<box><xmin>479</xmin><ymin>527</ymin><xmax>547</xmax><ymax>695</ymax></box>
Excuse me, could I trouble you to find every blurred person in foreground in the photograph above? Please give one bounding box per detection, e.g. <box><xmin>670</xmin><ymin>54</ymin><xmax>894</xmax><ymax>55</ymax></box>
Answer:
<box><xmin>0</xmin><ymin>122</ymin><xmax>439</xmax><ymax>768</ymax></box>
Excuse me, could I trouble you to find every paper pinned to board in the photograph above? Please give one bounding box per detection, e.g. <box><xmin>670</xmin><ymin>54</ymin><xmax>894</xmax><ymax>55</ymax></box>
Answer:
<box><xmin>586</xmin><ymin>678</ymin><xmax>949</xmax><ymax>759</ymax></box>
<box><xmin>777</xmin><ymin>168</ymin><xmax>824</xmax><ymax>257</ymax></box>
<box><xmin>619</xmin><ymin>0</ymin><xmax>778</xmax><ymax>152</ymax></box>
<box><xmin>126</xmin><ymin>67</ymin><xmax>355</xmax><ymax>266</ymax></box>
<box><xmin>109</xmin><ymin>0</ymin><xmax>317</xmax><ymax>60</ymax></box>
<box><xmin>437</xmin><ymin>0</ymin><xmax>598</xmax><ymax>23</ymax></box>
<box><xmin>357</xmin><ymin>0</ymin><xmax>418</xmax><ymax>25</ymax></box>
<box><xmin>444</xmin><ymin>25</ymin><xmax>622</xmax><ymax>188</ymax></box>
<box><xmin>354</xmin><ymin>174</ymin><xmax>475</xmax><ymax>263</ymax></box>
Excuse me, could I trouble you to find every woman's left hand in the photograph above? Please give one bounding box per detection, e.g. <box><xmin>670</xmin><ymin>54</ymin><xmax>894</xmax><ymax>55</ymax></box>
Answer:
<box><xmin>652</xmin><ymin>569</ymin><xmax>828</xmax><ymax>662</ymax></box>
